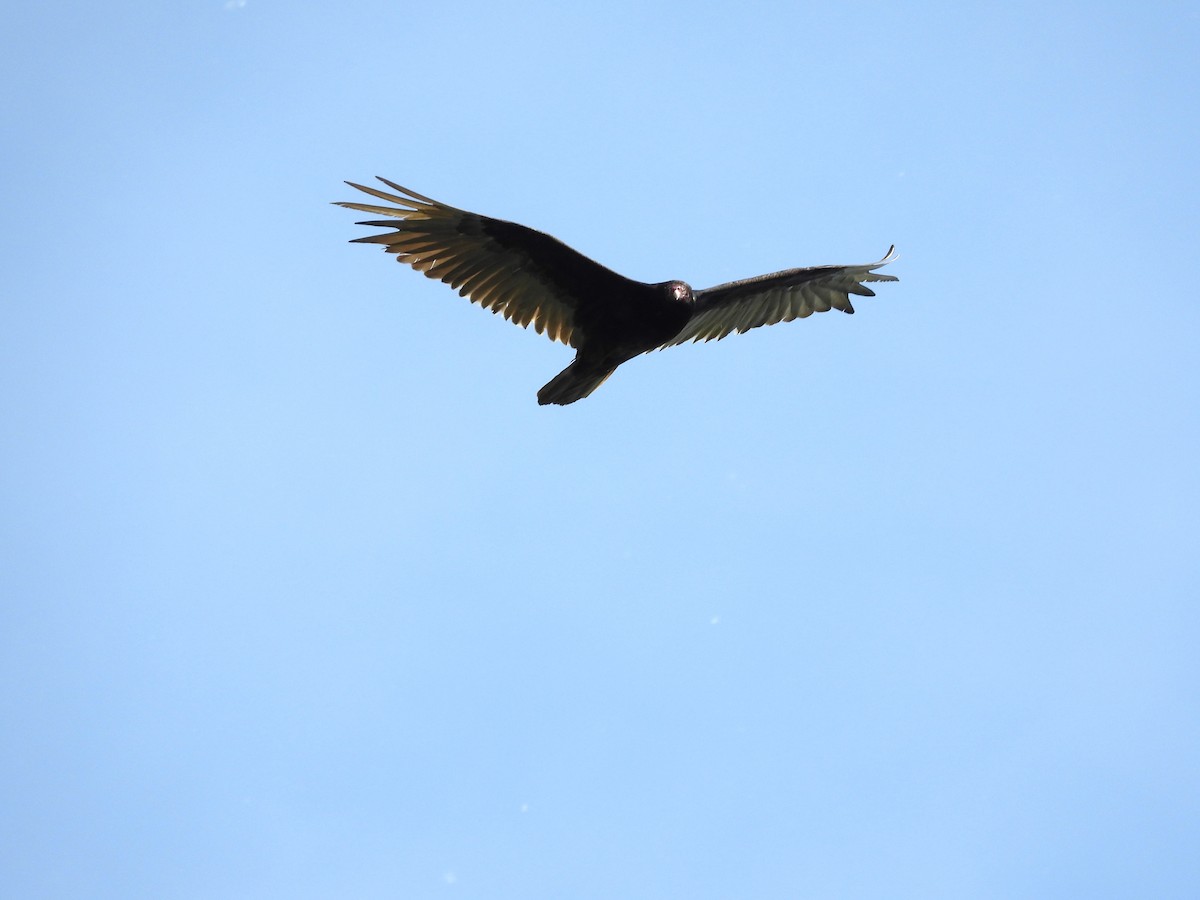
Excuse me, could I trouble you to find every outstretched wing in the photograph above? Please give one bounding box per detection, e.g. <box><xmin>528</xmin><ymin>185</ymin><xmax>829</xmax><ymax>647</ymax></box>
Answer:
<box><xmin>336</xmin><ymin>179</ymin><xmax>638</xmax><ymax>348</ymax></box>
<box><xmin>664</xmin><ymin>247</ymin><xmax>898</xmax><ymax>345</ymax></box>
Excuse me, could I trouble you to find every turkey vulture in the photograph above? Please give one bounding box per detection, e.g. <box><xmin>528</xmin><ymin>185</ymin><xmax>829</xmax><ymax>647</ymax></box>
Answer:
<box><xmin>337</xmin><ymin>179</ymin><xmax>898</xmax><ymax>405</ymax></box>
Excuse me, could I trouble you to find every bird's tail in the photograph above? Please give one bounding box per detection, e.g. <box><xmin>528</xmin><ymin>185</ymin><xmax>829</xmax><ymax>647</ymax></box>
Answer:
<box><xmin>537</xmin><ymin>360</ymin><xmax>617</xmax><ymax>406</ymax></box>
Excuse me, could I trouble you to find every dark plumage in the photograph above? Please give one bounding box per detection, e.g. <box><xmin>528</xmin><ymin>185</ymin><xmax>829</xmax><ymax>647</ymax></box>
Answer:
<box><xmin>336</xmin><ymin>179</ymin><xmax>898</xmax><ymax>405</ymax></box>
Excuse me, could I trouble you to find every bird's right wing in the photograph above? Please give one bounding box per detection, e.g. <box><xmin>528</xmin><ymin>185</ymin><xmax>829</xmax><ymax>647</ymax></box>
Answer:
<box><xmin>336</xmin><ymin>179</ymin><xmax>637</xmax><ymax>348</ymax></box>
<box><xmin>664</xmin><ymin>247</ymin><xmax>898</xmax><ymax>345</ymax></box>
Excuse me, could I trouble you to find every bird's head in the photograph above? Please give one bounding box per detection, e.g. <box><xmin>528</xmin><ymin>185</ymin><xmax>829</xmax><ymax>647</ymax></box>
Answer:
<box><xmin>667</xmin><ymin>280</ymin><xmax>694</xmax><ymax>304</ymax></box>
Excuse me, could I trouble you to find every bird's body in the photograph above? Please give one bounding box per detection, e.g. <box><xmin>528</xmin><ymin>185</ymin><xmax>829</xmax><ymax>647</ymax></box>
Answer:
<box><xmin>336</xmin><ymin>179</ymin><xmax>897</xmax><ymax>404</ymax></box>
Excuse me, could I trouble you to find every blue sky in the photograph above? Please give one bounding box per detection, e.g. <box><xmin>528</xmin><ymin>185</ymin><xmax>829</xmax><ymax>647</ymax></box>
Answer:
<box><xmin>2</xmin><ymin>1</ymin><xmax>1198</xmax><ymax>898</ymax></box>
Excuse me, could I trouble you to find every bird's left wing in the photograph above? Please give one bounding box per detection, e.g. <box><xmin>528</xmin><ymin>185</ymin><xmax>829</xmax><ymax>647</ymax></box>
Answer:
<box><xmin>336</xmin><ymin>179</ymin><xmax>637</xmax><ymax>348</ymax></box>
<box><xmin>664</xmin><ymin>247</ymin><xmax>898</xmax><ymax>345</ymax></box>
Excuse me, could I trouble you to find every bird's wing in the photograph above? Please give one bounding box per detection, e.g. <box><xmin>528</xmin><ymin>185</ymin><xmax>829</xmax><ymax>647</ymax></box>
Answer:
<box><xmin>663</xmin><ymin>247</ymin><xmax>898</xmax><ymax>346</ymax></box>
<box><xmin>336</xmin><ymin>179</ymin><xmax>637</xmax><ymax>348</ymax></box>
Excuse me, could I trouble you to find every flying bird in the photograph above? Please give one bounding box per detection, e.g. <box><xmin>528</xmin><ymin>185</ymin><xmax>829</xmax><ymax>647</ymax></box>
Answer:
<box><xmin>337</xmin><ymin>179</ymin><xmax>898</xmax><ymax>405</ymax></box>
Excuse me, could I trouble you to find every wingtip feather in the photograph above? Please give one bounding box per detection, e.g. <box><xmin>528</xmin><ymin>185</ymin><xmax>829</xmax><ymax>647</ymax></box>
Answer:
<box><xmin>375</xmin><ymin>177</ymin><xmax>439</xmax><ymax>205</ymax></box>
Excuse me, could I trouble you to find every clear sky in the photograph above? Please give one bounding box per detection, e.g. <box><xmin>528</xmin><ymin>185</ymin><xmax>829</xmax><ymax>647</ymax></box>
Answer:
<box><xmin>2</xmin><ymin>2</ymin><xmax>1198</xmax><ymax>898</ymax></box>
